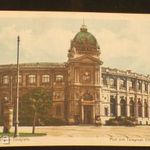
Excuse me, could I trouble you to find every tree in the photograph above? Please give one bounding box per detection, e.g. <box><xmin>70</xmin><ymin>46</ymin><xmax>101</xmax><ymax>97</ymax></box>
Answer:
<box><xmin>19</xmin><ymin>88</ymin><xmax>52</xmax><ymax>134</ymax></box>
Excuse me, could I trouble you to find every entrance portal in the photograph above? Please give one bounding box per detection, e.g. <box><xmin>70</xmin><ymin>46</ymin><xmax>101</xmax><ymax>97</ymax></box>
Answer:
<box><xmin>84</xmin><ymin>106</ymin><xmax>93</xmax><ymax>124</ymax></box>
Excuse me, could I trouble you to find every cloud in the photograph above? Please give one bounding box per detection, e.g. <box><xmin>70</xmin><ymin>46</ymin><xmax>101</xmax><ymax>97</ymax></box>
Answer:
<box><xmin>0</xmin><ymin>13</ymin><xmax>150</xmax><ymax>75</ymax></box>
<box><xmin>92</xmin><ymin>20</ymin><xmax>150</xmax><ymax>74</ymax></box>
<box><xmin>0</xmin><ymin>25</ymin><xmax>74</xmax><ymax>64</ymax></box>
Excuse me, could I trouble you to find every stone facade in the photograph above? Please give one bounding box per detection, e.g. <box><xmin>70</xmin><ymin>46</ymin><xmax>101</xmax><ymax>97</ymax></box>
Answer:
<box><xmin>0</xmin><ymin>24</ymin><xmax>150</xmax><ymax>125</ymax></box>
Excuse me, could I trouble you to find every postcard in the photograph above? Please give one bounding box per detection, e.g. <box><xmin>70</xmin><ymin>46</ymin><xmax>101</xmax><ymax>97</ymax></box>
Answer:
<box><xmin>0</xmin><ymin>11</ymin><xmax>150</xmax><ymax>147</ymax></box>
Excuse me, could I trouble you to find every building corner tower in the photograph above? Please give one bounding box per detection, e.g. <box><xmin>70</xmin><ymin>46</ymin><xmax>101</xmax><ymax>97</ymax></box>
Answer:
<box><xmin>66</xmin><ymin>24</ymin><xmax>103</xmax><ymax>124</ymax></box>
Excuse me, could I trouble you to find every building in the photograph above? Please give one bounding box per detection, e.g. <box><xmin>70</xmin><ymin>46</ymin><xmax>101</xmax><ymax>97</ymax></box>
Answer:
<box><xmin>0</xmin><ymin>24</ymin><xmax>150</xmax><ymax>125</ymax></box>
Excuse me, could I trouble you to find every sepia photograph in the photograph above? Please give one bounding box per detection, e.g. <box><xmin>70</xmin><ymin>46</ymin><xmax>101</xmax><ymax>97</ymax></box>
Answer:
<box><xmin>0</xmin><ymin>11</ymin><xmax>150</xmax><ymax>147</ymax></box>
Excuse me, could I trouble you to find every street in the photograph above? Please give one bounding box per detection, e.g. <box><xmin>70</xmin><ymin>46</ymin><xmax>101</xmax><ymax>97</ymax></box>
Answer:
<box><xmin>1</xmin><ymin>125</ymin><xmax>150</xmax><ymax>146</ymax></box>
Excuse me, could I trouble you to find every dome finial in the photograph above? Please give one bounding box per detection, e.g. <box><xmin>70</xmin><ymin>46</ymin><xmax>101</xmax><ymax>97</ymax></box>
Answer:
<box><xmin>80</xmin><ymin>18</ymin><xmax>87</xmax><ymax>32</ymax></box>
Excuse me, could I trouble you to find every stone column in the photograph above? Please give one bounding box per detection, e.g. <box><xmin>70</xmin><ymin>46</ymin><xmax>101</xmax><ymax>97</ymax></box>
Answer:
<box><xmin>116</xmin><ymin>78</ymin><xmax>120</xmax><ymax>116</ymax></box>
<box><xmin>116</xmin><ymin>93</ymin><xmax>120</xmax><ymax>116</ymax></box>
<box><xmin>142</xmin><ymin>98</ymin><xmax>145</xmax><ymax>118</ymax></box>
<box><xmin>126</xmin><ymin>78</ymin><xmax>129</xmax><ymax>92</ymax></box>
<box><xmin>148</xmin><ymin>97</ymin><xmax>150</xmax><ymax>118</ymax></box>
<box><xmin>93</xmin><ymin>105</ymin><xmax>95</xmax><ymax>124</ymax></box>
<box><xmin>81</xmin><ymin>105</ymin><xmax>84</xmax><ymax>123</ymax></box>
<box><xmin>36</xmin><ymin>73</ymin><xmax>40</xmax><ymax>87</ymax></box>
<box><xmin>74</xmin><ymin>68</ymin><xmax>77</xmax><ymax>83</ymax></box>
<box><xmin>134</xmin><ymin>96</ymin><xmax>138</xmax><ymax>117</ymax></box>
<box><xmin>126</xmin><ymin>96</ymin><xmax>130</xmax><ymax>117</ymax></box>
<box><xmin>77</xmin><ymin>68</ymin><xmax>79</xmax><ymax>83</ymax></box>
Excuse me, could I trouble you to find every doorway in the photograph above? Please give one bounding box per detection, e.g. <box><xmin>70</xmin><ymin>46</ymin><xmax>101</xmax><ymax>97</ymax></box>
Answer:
<box><xmin>84</xmin><ymin>106</ymin><xmax>93</xmax><ymax>124</ymax></box>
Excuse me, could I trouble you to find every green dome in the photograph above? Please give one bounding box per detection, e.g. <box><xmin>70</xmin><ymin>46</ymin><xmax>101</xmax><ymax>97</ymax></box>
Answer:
<box><xmin>72</xmin><ymin>25</ymin><xmax>98</xmax><ymax>51</ymax></box>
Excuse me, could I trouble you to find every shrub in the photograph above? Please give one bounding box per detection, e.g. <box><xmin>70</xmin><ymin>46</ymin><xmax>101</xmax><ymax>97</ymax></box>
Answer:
<box><xmin>106</xmin><ymin>116</ymin><xmax>137</xmax><ymax>126</ymax></box>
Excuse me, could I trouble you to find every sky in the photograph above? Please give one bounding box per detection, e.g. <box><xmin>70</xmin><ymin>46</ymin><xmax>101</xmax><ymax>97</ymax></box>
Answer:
<box><xmin>0</xmin><ymin>11</ymin><xmax>150</xmax><ymax>75</ymax></box>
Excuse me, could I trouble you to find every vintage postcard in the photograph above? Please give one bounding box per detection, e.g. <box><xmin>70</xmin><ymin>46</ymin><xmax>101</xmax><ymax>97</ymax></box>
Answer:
<box><xmin>0</xmin><ymin>11</ymin><xmax>150</xmax><ymax>147</ymax></box>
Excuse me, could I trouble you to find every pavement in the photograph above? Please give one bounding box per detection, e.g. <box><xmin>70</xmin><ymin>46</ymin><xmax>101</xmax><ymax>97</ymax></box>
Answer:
<box><xmin>0</xmin><ymin>125</ymin><xmax>150</xmax><ymax>146</ymax></box>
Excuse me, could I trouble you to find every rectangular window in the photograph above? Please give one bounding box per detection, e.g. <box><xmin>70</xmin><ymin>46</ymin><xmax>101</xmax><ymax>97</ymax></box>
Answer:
<box><xmin>42</xmin><ymin>75</ymin><xmax>50</xmax><ymax>83</ymax></box>
<box><xmin>3</xmin><ymin>75</ymin><xmax>9</xmax><ymax>84</ymax></box>
<box><xmin>104</xmin><ymin>107</ymin><xmax>108</xmax><ymax>116</ymax></box>
<box><xmin>28</xmin><ymin>75</ymin><xmax>36</xmax><ymax>84</ymax></box>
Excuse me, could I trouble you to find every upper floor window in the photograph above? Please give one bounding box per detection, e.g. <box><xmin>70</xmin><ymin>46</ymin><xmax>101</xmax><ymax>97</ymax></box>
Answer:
<box><xmin>110</xmin><ymin>77</ymin><xmax>116</xmax><ymax>87</ymax></box>
<box><xmin>56</xmin><ymin>75</ymin><xmax>63</xmax><ymax>82</ymax></box>
<box><xmin>82</xmin><ymin>71</ymin><xmax>91</xmax><ymax>82</ymax></box>
<box><xmin>3</xmin><ymin>75</ymin><xmax>9</xmax><ymax>84</ymax></box>
<box><xmin>129</xmin><ymin>79</ymin><xmax>135</xmax><ymax>90</ymax></box>
<box><xmin>102</xmin><ymin>76</ymin><xmax>108</xmax><ymax>86</ymax></box>
<box><xmin>137</xmin><ymin>80</ymin><xmax>142</xmax><ymax>90</ymax></box>
<box><xmin>42</xmin><ymin>75</ymin><xmax>50</xmax><ymax>83</ymax></box>
<box><xmin>28</xmin><ymin>75</ymin><xmax>36</xmax><ymax>84</ymax></box>
<box><xmin>143</xmin><ymin>82</ymin><xmax>148</xmax><ymax>92</ymax></box>
<box><xmin>120</xmin><ymin>78</ymin><xmax>126</xmax><ymax>88</ymax></box>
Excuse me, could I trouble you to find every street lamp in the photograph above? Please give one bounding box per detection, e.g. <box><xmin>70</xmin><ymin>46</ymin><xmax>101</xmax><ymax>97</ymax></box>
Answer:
<box><xmin>14</xmin><ymin>36</ymin><xmax>20</xmax><ymax>137</ymax></box>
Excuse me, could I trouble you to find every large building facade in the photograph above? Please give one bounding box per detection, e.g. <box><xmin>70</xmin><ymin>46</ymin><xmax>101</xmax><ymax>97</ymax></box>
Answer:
<box><xmin>0</xmin><ymin>24</ymin><xmax>150</xmax><ymax>125</ymax></box>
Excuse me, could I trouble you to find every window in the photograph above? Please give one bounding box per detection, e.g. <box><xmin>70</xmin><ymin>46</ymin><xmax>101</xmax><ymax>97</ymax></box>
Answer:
<box><xmin>138</xmin><ymin>100</ymin><xmax>142</xmax><ymax>117</ymax></box>
<box><xmin>28</xmin><ymin>75</ymin><xmax>36</xmax><ymax>84</ymax></box>
<box><xmin>110</xmin><ymin>96</ymin><xmax>116</xmax><ymax>116</ymax></box>
<box><xmin>137</xmin><ymin>80</ymin><xmax>142</xmax><ymax>90</ymax></box>
<box><xmin>83</xmin><ymin>91</ymin><xmax>93</xmax><ymax>100</ymax></box>
<box><xmin>104</xmin><ymin>107</ymin><xmax>108</xmax><ymax>116</ymax></box>
<box><xmin>102</xmin><ymin>76</ymin><xmax>107</xmax><ymax>86</ymax></box>
<box><xmin>144</xmin><ymin>82</ymin><xmax>148</xmax><ymax>92</ymax></box>
<box><xmin>129</xmin><ymin>98</ymin><xmax>135</xmax><ymax>117</ymax></box>
<box><xmin>42</xmin><ymin>75</ymin><xmax>50</xmax><ymax>83</ymax></box>
<box><xmin>144</xmin><ymin>101</ymin><xmax>148</xmax><ymax>118</ymax></box>
<box><xmin>120</xmin><ymin>98</ymin><xmax>126</xmax><ymax>116</ymax></box>
<box><xmin>3</xmin><ymin>75</ymin><xmax>9</xmax><ymax>84</ymax></box>
<box><xmin>56</xmin><ymin>75</ymin><xmax>63</xmax><ymax>82</ymax></box>
<box><xmin>110</xmin><ymin>78</ymin><xmax>116</xmax><ymax>87</ymax></box>
<box><xmin>129</xmin><ymin>79</ymin><xmax>135</xmax><ymax>90</ymax></box>
<box><xmin>120</xmin><ymin>78</ymin><xmax>126</xmax><ymax>88</ymax></box>
<box><xmin>82</xmin><ymin>71</ymin><xmax>91</xmax><ymax>82</ymax></box>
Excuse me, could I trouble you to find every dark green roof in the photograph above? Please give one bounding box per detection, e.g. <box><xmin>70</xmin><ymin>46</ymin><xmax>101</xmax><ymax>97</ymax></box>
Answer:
<box><xmin>73</xmin><ymin>31</ymin><xmax>97</xmax><ymax>45</ymax></box>
<box><xmin>72</xmin><ymin>25</ymin><xmax>98</xmax><ymax>50</ymax></box>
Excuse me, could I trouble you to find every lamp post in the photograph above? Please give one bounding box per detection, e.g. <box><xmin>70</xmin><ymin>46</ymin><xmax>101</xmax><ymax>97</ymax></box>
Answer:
<box><xmin>14</xmin><ymin>36</ymin><xmax>20</xmax><ymax>137</ymax></box>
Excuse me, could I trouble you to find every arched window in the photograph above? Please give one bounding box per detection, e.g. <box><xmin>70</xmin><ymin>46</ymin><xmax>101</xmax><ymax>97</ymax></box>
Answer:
<box><xmin>120</xmin><ymin>98</ymin><xmax>126</xmax><ymax>116</ymax></box>
<box><xmin>56</xmin><ymin>75</ymin><xmax>63</xmax><ymax>82</ymax></box>
<box><xmin>110</xmin><ymin>96</ymin><xmax>116</xmax><ymax>116</ymax></box>
<box><xmin>83</xmin><ymin>91</ymin><xmax>93</xmax><ymax>101</ymax></box>
<box><xmin>129</xmin><ymin>99</ymin><xmax>135</xmax><ymax>116</ymax></box>
<box><xmin>144</xmin><ymin>101</ymin><xmax>148</xmax><ymax>118</ymax></box>
<box><xmin>138</xmin><ymin>100</ymin><xmax>142</xmax><ymax>117</ymax></box>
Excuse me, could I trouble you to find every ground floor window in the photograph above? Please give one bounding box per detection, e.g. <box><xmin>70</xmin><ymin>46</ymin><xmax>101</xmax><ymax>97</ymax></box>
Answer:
<box><xmin>110</xmin><ymin>96</ymin><xmax>116</xmax><ymax>116</ymax></box>
<box><xmin>120</xmin><ymin>99</ymin><xmax>126</xmax><ymax>116</ymax></box>
<box><xmin>129</xmin><ymin>100</ymin><xmax>135</xmax><ymax>116</ymax></box>
<box><xmin>144</xmin><ymin>102</ymin><xmax>148</xmax><ymax>118</ymax></box>
<box><xmin>138</xmin><ymin>100</ymin><xmax>142</xmax><ymax>117</ymax></box>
